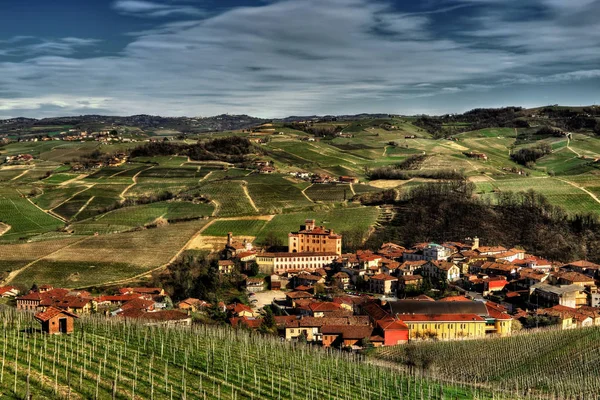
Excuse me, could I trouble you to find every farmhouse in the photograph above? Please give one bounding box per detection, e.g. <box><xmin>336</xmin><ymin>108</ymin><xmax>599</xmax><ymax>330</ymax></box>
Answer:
<box><xmin>35</xmin><ymin>307</ymin><xmax>78</xmax><ymax>334</ymax></box>
<box><xmin>368</xmin><ymin>273</ymin><xmax>398</xmax><ymax>295</ymax></box>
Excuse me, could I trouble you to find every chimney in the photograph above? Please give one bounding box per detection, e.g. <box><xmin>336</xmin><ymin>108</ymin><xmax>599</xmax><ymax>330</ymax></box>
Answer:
<box><xmin>227</xmin><ymin>232</ymin><xmax>233</xmax><ymax>246</ymax></box>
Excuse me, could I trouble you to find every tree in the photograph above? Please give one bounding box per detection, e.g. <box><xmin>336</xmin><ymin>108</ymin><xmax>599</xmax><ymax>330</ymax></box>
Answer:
<box><xmin>163</xmin><ymin>296</ymin><xmax>174</xmax><ymax>310</ymax></box>
<box><xmin>248</xmin><ymin>261</ymin><xmax>260</xmax><ymax>277</ymax></box>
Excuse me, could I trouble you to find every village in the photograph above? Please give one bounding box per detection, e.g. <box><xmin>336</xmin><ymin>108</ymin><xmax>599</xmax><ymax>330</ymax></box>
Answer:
<box><xmin>2</xmin><ymin>219</ymin><xmax>599</xmax><ymax>347</ymax></box>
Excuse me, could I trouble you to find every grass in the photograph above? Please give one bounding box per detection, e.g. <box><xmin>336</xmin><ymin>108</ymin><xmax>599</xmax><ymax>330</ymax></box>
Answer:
<box><xmin>202</xmin><ymin>219</ymin><xmax>268</xmax><ymax>237</ymax></box>
<box><xmin>255</xmin><ymin>206</ymin><xmax>380</xmax><ymax>244</ymax></box>
<box><xmin>244</xmin><ymin>174</ymin><xmax>312</xmax><ymax>213</ymax></box>
<box><xmin>476</xmin><ymin>176</ymin><xmax>600</xmax><ymax>215</ymax></box>
<box><xmin>0</xmin><ymin>188</ymin><xmax>64</xmax><ymax>241</ymax></box>
<box><xmin>71</xmin><ymin>201</ymin><xmax>214</xmax><ymax>234</ymax></box>
<box><xmin>195</xmin><ymin>180</ymin><xmax>258</xmax><ymax>217</ymax></box>
<box><xmin>11</xmin><ymin>219</ymin><xmax>210</xmax><ymax>287</ymax></box>
<box><xmin>373</xmin><ymin>325</ymin><xmax>600</xmax><ymax>397</ymax></box>
<box><xmin>0</xmin><ymin>309</ymin><xmax>498</xmax><ymax>400</ymax></box>
<box><xmin>305</xmin><ymin>184</ymin><xmax>352</xmax><ymax>202</ymax></box>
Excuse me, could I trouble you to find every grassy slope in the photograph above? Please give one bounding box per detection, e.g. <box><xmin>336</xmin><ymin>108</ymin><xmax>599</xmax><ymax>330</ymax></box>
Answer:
<box><xmin>373</xmin><ymin>325</ymin><xmax>600</xmax><ymax>397</ymax></box>
<box><xmin>0</xmin><ymin>309</ymin><xmax>496</xmax><ymax>400</ymax></box>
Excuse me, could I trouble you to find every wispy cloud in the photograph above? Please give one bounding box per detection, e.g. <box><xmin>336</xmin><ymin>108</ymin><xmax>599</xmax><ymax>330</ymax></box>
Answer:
<box><xmin>0</xmin><ymin>37</ymin><xmax>100</xmax><ymax>57</ymax></box>
<box><xmin>1</xmin><ymin>0</ymin><xmax>600</xmax><ymax>118</ymax></box>
<box><xmin>113</xmin><ymin>0</ymin><xmax>205</xmax><ymax>17</ymax></box>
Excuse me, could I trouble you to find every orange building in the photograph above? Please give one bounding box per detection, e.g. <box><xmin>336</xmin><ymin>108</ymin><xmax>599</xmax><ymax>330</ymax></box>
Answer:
<box><xmin>288</xmin><ymin>219</ymin><xmax>342</xmax><ymax>255</ymax></box>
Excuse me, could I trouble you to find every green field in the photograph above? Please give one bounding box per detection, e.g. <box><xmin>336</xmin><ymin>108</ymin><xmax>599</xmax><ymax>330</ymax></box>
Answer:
<box><xmin>0</xmin><ymin>188</ymin><xmax>64</xmax><ymax>241</ymax></box>
<box><xmin>202</xmin><ymin>218</ymin><xmax>268</xmax><ymax>237</ymax></box>
<box><xmin>255</xmin><ymin>206</ymin><xmax>380</xmax><ymax>244</ymax></box>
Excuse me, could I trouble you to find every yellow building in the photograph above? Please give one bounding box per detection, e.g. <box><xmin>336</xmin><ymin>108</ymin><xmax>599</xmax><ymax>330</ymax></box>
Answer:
<box><xmin>288</xmin><ymin>219</ymin><xmax>342</xmax><ymax>255</ymax></box>
<box><xmin>401</xmin><ymin>314</ymin><xmax>487</xmax><ymax>341</ymax></box>
<box><xmin>386</xmin><ymin>298</ymin><xmax>513</xmax><ymax>340</ymax></box>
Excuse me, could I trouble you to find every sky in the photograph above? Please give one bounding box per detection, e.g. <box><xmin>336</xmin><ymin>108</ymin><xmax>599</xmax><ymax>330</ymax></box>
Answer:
<box><xmin>1</xmin><ymin>0</ymin><xmax>599</xmax><ymax>118</ymax></box>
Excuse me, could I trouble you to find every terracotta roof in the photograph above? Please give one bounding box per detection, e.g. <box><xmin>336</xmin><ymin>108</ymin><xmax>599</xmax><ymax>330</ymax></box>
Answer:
<box><xmin>399</xmin><ymin>275</ymin><xmax>422</xmax><ymax>282</ymax></box>
<box><xmin>121</xmin><ymin>298</ymin><xmax>155</xmax><ymax>311</ymax></box>
<box><xmin>286</xmin><ymin>291</ymin><xmax>313</xmax><ymax>299</ymax></box>
<box><xmin>438</xmin><ymin>295</ymin><xmax>470</xmax><ymax>302</ymax></box>
<box><xmin>485</xmin><ymin>302</ymin><xmax>512</xmax><ymax>320</ymax></box>
<box><xmin>431</xmin><ymin>261</ymin><xmax>458</xmax><ymax>271</ymax></box>
<box><xmin>370</xmin><ymin>273</ymin><xmax>397</xmax><ymax>281</ymax></box>
<box><xmin>218</xmin><ymin>260</ymin><xmax>234</xmax><ymax>266</ymax></box>
<box><xmin>376</xmin><ymin>318</ymin><xmax>409</xmax><ymax>330</ymax></box>
<box><xmin>230</xmin><ymin>317</ymin><xmax>262</xmax><ymax>328</ymax></box>
<box><xmin>309</xmin><ymin>302</ymin><xmax>342</xmax><ymax>312</ymax></box>
<box><xmin>405</xmin><ymin>294</ymin><xmax>435</xmax><ymax>301</ymax></box>
<box><xmin>34</xmin><ymin>307</ymin><xmax>79</xmax><ymax>322</ymax></box>
<box><xmin>565</xmin><ymin>260</ymin><xmax>600</xmax><ymax>269</ymax></box>
<box><xmin>285</xmin><ymin>316</ymin><xmax>370</xmax><ymax>328</ymax></box>
<box><xmin>321</xmin><ymin>325</ymin><xmax>374</xmax><ymax>340</ymax></box>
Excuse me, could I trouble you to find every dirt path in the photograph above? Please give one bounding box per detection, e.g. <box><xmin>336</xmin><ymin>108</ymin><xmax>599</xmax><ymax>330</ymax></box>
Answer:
<box><xmin>2</xmin><ymin>236</ymin><xmax>91</xmax><ymax>285</ymax></box>
<box><xmin>566</xmin><ymin>144</ymin><xmax>582</xmax><ymax>157</ymax></box>
<box><xmin>200</xmin><ymin>170</ymin><xmax>213</xmax><ymax>183</ymax></box>
<box><xmin>120</xmin><ymin>166</ymin><xmax>153</xmax><ymax>200</ymax></box>
<box><xmin>71</xmin><ymin>196</ymin><xmax>95</xmax><ymax>220</ymax></box>
<box><xmin>349</xmin><ymin>183</ymin><xmax>356</xmax><ymax>196</ymax></box>
<box><xmin>0</xmin><ymin>222</ymin><xmax>10</xmax><ymax>236</ymax></box>
<box><xmin>16</xmin><ymin>189</ymin><xmax>67</xmax><ymax>223</ymax></box>
<box><xmin>50</xmin><ymin>184</ymin><xmax>95</xmax><ymax>212</ymax></box>
<box><xmin>241</xmin><ymin>181</ymin><xmax>259</xmax><ymax>212</ymax></box>
<box><xmin>555</xmin><ymin>177</ymin><xmax>600</xmax><ymax>205</ymax></box>
<box><xmin>382</xmin><ymin>146</ymin><xmax>388</xmax><ymax>157</ymax></box>
<box><xmin>59</xmin><ymin>173</ymin><xmax>88</xmax><ymax>186</ymax></box>
<box><xmin>10</xmin><ymin>169</ymin><xmax>29</xmax><ymax>181</ymax></box>
<box><xmin>210</xmin><ymin>199</ymin><xmax>220</xmax><ymax>216</ymax></box>
<box><xmin>216</xmin><ymin>215</ymin><xmax>275</xmax><ymax>221</ymax></box>
<box><xmin>301</xmin><ymin>183</ymin><xmax>314</xmax><ymax>202</ymax></box>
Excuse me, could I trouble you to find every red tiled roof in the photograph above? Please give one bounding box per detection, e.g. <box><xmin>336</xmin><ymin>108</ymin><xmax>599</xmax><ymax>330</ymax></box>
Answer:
<box><xmin>567</xmin><ymin>260</ymin><xmax>600</xmax><ymax>269</ymax></box>
<box><xmin>438</xmin><ymin>295</ymin><xmax>470</xmax><ymax>302</ymax></box>
<box><xmin>309</xmin><ymin>302</ymin><xmax>342</xmax><ymax>312</ymax></box>
<box><xmin>286</xmin><ymin>291</ymin><xmax>313</xmax><ymax>299</ymax></box>
<box><xmin>34</xmin><ymin>307</ymin><xmax>79</xmax><ymax>322</ymax></box>
<box><xmin>230</xmin><ymin>317</ymin><xmax>263</xmax><ymax>328</ymax></box>
<box><xmin>370</xmin><ymin>273</ymin><xmax>397</xmax><ymax>281</ymax></box>
<box><xmin>377</xmin><ymin>318</ymin><xmax>409</xmax><ymax>330</ymax></box>
<box><xmin>321</xmin><ymin>325</ymin><xmax>373</xmax><ymax>339</ymax></box>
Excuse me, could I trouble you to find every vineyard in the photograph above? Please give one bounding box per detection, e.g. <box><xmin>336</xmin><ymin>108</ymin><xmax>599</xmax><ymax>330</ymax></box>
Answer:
<box><xmin>373</xmin><ymin>325</ymin><xmax>600</xmax><ymax>398</ymax></box>
<box><xmin>0</xmin><ymin>308</ymin><xmax>510</xmax><ymax>400</ymax></box>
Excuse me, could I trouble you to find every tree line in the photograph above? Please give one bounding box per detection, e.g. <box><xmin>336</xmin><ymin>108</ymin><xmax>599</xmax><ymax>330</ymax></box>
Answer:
<box><xmin>364</xmin><ymin>181</ymin><xmax>600</xmax><ymax>263</ymax></box>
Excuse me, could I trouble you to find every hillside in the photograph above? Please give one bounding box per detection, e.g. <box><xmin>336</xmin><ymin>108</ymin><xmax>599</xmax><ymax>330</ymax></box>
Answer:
<box><xmin>0</xmin><ymin>307</ymin><xmax>494</xmax><ymax>400</ymax></box>
<box><xmin>1</xmin><ymin>106</ymin><xmax>600</xmax><ymax>288</ymax></box>
<box><xmin>373</xmin><ymin>325</ymin><xmax>600</xmax><ymax>398</ymax></box>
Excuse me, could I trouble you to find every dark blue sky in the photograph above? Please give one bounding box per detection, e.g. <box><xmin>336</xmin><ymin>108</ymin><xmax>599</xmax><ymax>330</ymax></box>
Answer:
<box><xmin>1</xmin><ymin>0</ymin><xmax>599</xmax><ymax>118</ymax></box>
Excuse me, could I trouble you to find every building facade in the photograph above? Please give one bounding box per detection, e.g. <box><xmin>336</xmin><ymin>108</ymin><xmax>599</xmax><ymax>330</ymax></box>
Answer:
<box><xmin>288</xmin><ymin>219</ymin><xmax>342</xmax><ymax>255</ymax></box>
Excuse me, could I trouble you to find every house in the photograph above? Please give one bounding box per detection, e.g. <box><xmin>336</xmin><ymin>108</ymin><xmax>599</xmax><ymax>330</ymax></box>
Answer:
<box><xmin>227</xmin><ymin>303</ymin><xmax>256</xmax><ymax>318</ymax></box>
<box><xmin>403</xmin><ymin>243</ymin><xmax>454</xmax><ymax>262</ymax></box>
<box><xmin>397</xmin><ymin>260</ymin><xmax>427</xmax><ymax>276</ymax></box>
<box><xmin>259</xmin><ymin>166</ymin><xmax>275</xmax><ymax>174</ymax></box>
<box><xmin>531</xmin><ymin>283</ymin><xmax>588</xmax><ymax>308</ymax></box>
<box><xmin>549</xmin><ymin>270</ymin><xmax>596</xmax><ymax>287</ymax></box>
<box><xmin>321</xmin><ymin>325</ymin><xmax>374</xmax><ymax>348</ymax></box>
<box><xmin>177</xmin><ymin>298</ymin><xmax>210</xmax><ymax>312</ymax></box>
<box><xmin>0</xmin><ymin>286</ymin><xmax>19</xmax><ymax>297</ymax></box>
<box><xmin>229</xmin><ymin>316</ymin><xmax>263</xmax><ymax>329</ymax></box>
<box><xmin>294</xmin><ymin>273</ymin><xmax>325</xmax><ymax>288</ymax></box>
<box><xmin>361</xmin><ymin>302</ymin><xmax>410</xmax><ymax>345</ymax></box>
<box><xmin>332</xmin><ymin>272</ymin><xmax>350</xmax><ymax>290</ymax></box>
<box><xmin>422</xmin><ymin>261</ymin><xmax>461</xmax><ymax>282</ymax></box>
<box><xmin>285</xmin><ymin>291</ymin><xmax>313</xmax><ymax>307</ymax></box>
<box><xmin>284</xmin><ymin>316</ymin><xmax>370</xmax><ymax>342</ymax></box>
<box><xmin>288</xmin><ymin>220</ymin><xmax>342</xmax><ymax>255</ymax></box>
<box><xmin>246</xmin><ymin>278</ymin><xmax>264</xmax><ymax>293</ymax></box>
<box><xmin>308</xmin><ymin>302</ymin><xmax>347</xmax><ymax>318</ymax></box>
<box><xmin>563</xmin><ymin>260</ymin><xmax>600</xmax><ymax>278</ymax></box>
<box><xmin>398</xmin><ymin>275</ymin><xmax>423</xmax><ymax>290</ymax></box>
<box><xmin>218</xmin><ymin>260</ymin><xmax>235</xmax><ymax>274</ymax></box>
<box><xmin>34</xmin><ymin>307</ymin><xmax>78</xmax><ymax>334</ymax></box>
<box><xmin>368</xmin><ymin>274</ymin><xmax>398</xmax><ymax>295</ymax></box>
<box><xmin>538</xmin><ymin>305</ymin><xmax>594</xmax><ymax>329</ymax></box>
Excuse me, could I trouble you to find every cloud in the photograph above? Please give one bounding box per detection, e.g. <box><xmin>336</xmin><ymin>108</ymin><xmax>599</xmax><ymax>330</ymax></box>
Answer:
<box><xmin>1</xmin><ymin>0</ymin><xmax>600</xmax><ymax>118</ymax></box>
<box><xmin>0</xmin><ymin>37</ymin><xmax>100</xmax><ymax>57</ymax></box>
<box><xmin>113</xmin><ymin>0</ymin><xmax>205</xmax><ymax>17</ymax></box>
